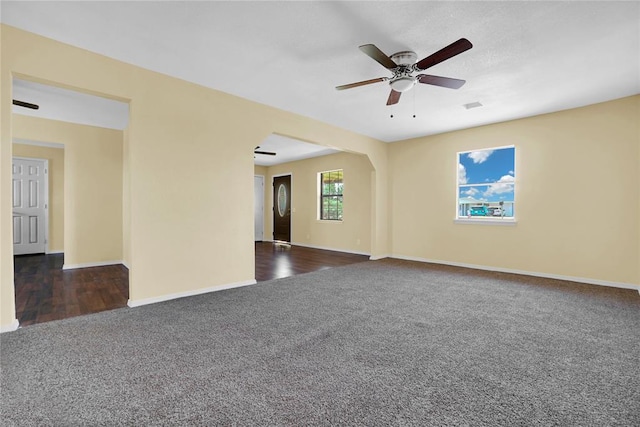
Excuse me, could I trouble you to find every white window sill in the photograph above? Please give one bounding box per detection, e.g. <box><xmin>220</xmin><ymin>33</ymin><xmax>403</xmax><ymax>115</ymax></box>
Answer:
<box><xmin>454</xmin><ymin>218</ymin><xmax>517</xmax><ymax>226</ymax></box>
<box><xmin>317</xmin><ymin>219</ymin><xmax>343</xmax><ymax>224</ymax></box>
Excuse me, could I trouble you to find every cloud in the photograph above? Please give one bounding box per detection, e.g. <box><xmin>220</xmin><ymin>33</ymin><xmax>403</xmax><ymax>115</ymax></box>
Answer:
<box><xmin>458</xmin><ymin>163</ymin><xmax>467</xmax><ymax>184</ymax></box>
<box><xmin>484</xmin><ymin>174</ymin><xmax>515</xmax><ymax>197</ymax></box>
<box><xmin>467</xmin><ymin>150</ymin><xmax>494</xmax><ymax>164</ymax></box>
<box><xmin>463</xmin><ymin>187</ymin><xmax>479</xmax><ymax>197</ymax></box>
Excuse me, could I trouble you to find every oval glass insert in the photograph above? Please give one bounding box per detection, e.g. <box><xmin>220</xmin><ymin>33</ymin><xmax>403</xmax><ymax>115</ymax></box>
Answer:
<box><xmin>277</xmin><ymin>184</ymin><xmax>287</xmax><ymax>217</ymax></box>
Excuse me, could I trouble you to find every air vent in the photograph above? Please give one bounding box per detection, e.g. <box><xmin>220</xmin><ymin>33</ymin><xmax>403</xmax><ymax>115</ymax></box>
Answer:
<box><xmin>463</xmin><ymin>101</ymin><xmax>483</xmax><ymax>109</ymax></box>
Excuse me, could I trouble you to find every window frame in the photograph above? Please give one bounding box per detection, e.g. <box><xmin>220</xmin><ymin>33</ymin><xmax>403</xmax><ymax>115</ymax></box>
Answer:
<box><xmin>456</xmin><ymin>145</ymin><xmax>516</xmax><ymax>224</ymax></box>
<box><xmin>318</xmin><ymin>169</ymin><xmax>344</xmax><ymax>221</ymax></box>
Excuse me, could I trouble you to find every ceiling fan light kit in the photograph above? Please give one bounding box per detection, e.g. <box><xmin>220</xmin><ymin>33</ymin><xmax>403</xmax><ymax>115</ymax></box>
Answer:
<box><xmin>389</xmin><ymin>76</ymin><xmax>416</xmax><ymax>93</ymax></box>
<box><xmin>337</xmin><ymin>38</ymin><xmax>473</xmax><ymax>107</ymax></box>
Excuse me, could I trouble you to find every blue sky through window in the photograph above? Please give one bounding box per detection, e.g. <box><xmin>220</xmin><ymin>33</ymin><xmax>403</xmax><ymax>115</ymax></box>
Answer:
<box><xmin>458</xmin><ymin>147</ymin><xmax>515</xmax><ymax>204</ymax></box>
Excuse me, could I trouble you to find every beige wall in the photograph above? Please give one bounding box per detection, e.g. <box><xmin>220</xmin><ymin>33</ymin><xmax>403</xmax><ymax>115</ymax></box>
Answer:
<box><xmin>262</xmin><ymin>152</ymin><xmax>373</xmax><ymax>254</ymax></box>
<box><xmin>12</xmin><ymin>115</ymin><xmax>124</xmax><ymax>267</ymax></box>
<box><xmin>1</xmin><ymin>25</ymin><xmax>388</xmax><ymax>328</ymax></box>
<box><xmin>389</xmin><ymin>96</ymin><xmax>640</xmax><ymax>286</ymax></box>
<box><xmin>2</xmin><ymin>24</ymin><xmax>636</xmax><ymax>331</ymax></box>
<box><xmin>12</xmin><ymin>142</ymin><xmax>64</xmax><ymax>253</ymax></box>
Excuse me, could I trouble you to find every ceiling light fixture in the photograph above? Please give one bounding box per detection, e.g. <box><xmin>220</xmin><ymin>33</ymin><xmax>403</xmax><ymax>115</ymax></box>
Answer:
<box><xmin>389</xmin><ymin>77</ymin><xmax>417</xmax><ymax>93</ymax></box>
<box><xmin>336</xmin><ymin>39</ymin><xmax>473</xmax><ymax>108</ymax></box>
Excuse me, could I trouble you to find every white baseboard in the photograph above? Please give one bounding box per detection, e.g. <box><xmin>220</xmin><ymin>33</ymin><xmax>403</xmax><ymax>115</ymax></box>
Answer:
<box><xmin>46</xmin><ymin>250</ymin><xmax>64</xmax><ymax>255</ymax></box>
<box><xmin>391</xmin><ymin>254</ymin><xmax>640</xmax><ymax>291</ymax></box>
<box><xmin>291</xmin><ymin>241</ymin><xmax>370</xmax><ymax>257</ymax></box>
<box><xmin>369</xmin><ymin>253</ymin><xmax>391</xmax><ymax>261</ymax></box>
<box><xmin>0</xmin><ymin>319</ymin><xmax>20</xmax><ymax>333</ymax></box>
<box><xmin>127</xmin><ymin>279</ymin><xmax>257</xmax><ymax>308</ymax></box>
<box><xmin>63</xmin><ymin>260</ymin><xmax>124</xmax><ymax>270</ymax></box>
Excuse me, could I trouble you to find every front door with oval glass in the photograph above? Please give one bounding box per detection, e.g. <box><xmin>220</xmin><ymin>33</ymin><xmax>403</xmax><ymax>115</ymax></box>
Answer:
<box><xmin>273</xmin><ymin>175</ymin><xmax>291</xmax><ymax>242</ymax></box>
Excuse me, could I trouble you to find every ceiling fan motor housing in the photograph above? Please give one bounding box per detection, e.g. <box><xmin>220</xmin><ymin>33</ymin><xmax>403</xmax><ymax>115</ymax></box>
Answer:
<box><xmin>389</xmin><ymin>51</ymin><xmax>418</xmax><ymax>92</ymax></box>
<box><xmin>390</xmin><ymin>51</ymin><xmax>417</xmax><ymax>66</ymax></box>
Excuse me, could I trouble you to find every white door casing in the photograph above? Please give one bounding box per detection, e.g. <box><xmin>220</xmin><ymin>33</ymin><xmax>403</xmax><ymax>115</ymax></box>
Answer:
<box><xmin>254</xmin><ymin>175</ymin><xmax>264</xmax><ymax>241</ymax></box>
<box><xmin>12</xmin><ymin>157</ymin><xmax>47</xmax><ymax>255</ymax></box>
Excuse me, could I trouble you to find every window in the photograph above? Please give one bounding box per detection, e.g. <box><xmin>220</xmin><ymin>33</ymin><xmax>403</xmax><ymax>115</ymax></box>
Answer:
<box><xmin>457</xmin><ymin>146</ymin><xmax>515</xmax><ymax>219</ymax></box>
<box><xmin>319</xmin><ymin>169</ymin><xmax>343</xmax><ymax>220</ymax></box>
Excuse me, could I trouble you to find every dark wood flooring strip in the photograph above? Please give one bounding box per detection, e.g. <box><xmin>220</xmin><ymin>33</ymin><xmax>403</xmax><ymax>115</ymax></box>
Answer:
<box><xmin>254</xmin><ymin>242</ymin><xmax>369</xmax><ymax>282</ymax></box>
<box><xmin>14</xmin><ymin>243</ymin><xmax>369</xmax><ymax>327</ymax></box>
<box><xmin>13</xmin><ymin>254</ymin><xmax>129</xmax><ymax>327</ymax></box>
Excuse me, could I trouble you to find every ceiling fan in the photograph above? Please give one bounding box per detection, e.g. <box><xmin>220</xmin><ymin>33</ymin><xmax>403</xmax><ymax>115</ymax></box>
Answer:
<box><xmin>13</xmin><ymin>99</ymin><xmax>40</xmax><ymax>110</ymax></box>
<box><xmin>336</xmin><ymin>38</ymin><xmax>472</xmax><ymax>106</ymax></box>
<box><xmin>254</xmin><ymin>146</ymin><xmax>276</xmax><ymax>156</ymax></box>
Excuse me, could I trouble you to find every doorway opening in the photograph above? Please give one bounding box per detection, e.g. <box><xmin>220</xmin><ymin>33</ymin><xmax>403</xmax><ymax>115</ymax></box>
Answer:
<box><xmin>253</xmin><ymin>133</ymin><xmax>341</xmax><ymax>246</ymax></box>
<box><xmin>11</xmin><ymin>77</ymin><xmax>130</xmax><ymax>327</ymax></box>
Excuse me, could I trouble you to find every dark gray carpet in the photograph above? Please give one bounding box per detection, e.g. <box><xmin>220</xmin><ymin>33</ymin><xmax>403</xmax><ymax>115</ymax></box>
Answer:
<box><xmin>1</xmin><ymin>259</ymin><xmax>639</xmax><ymax>426</ymax></box>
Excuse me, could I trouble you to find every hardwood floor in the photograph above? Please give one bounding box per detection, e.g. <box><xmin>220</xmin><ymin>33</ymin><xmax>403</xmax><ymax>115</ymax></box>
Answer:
<box><xmin>13</xmin><ymin>243</ymin><xmax>369</xmax><ymax>327</ymax></box>
<box><xmin>255</xmin><ymin>242</ymin><xmax>369</xmax><ymax>282</ymax></box>
<box><xmin>13</xmin><ymin>254</ymin><xmax>129</xmax><ymax>327</ymax></box>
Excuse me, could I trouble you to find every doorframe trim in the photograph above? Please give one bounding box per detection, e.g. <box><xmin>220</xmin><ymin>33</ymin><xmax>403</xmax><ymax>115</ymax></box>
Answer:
<box><xmin>254</xmin><ymin>174</ymin><xmax>265</xmax><ymax>242</ymax></box>
<box><xmin>272</xmin><ymin>172</ymin><xmax>293</xmax><ymax>178</ymax></box>
<box><xmin>13</xmin><ymin>138</ymin><xmax>65</xmax><ymax>150</ymax></box>
<box><xmin>12</xmin><ymin>156</ymin><xmax>49</xmax><ymax>254</ymax></box>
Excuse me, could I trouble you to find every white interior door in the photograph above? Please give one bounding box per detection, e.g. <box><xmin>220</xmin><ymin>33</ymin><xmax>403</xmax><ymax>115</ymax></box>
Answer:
<box><xmin>13</xmin><ymin>157</ymin><xmax>47</xmax><ymax>255</ymax></box>
<box><xmin>254</xmin><ymin>175</ymin><xmax>264</xmax><ymax>241</ymax></box>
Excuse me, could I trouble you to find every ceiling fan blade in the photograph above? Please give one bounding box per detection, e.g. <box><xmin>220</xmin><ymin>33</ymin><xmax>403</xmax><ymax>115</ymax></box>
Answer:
<box><xmin>386</xmin><ymin>90</ymin><xmax>401</xmax><ymax>106</ymax></box>
<box><xmin>415</xmin><ymin>38</ymin><xmax>473</xmax><ymax>71</ymax></box>
<box><xmin>417</xmin><ymin>74</ymin><xmax>466</xmax><ymax>89</ymax></box>
<box><xmin>254</xmin><ymin>150</ymin><xmax>276</xmax><ymax>156</ymax></box>
<box><xmin>359</xmin><ymin>44</ymin><xmax>397</xmax><ymax>69</ymax></box>
<box><xmin>13</xmin><ymin>99</ymin><xmax>40</xmax><ymax>110</ymax></box>
<box><xmin>336</xmin><ymin>77</ymin><xmax>387</xmax><ymax>90</ymax></box>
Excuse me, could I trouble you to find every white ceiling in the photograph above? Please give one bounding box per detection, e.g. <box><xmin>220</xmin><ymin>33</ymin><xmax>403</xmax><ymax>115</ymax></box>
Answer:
<box><xmin>12</xmin><ymin>77</ymin><xmax>336</xmax><ymax>165</ymax></box>
<box><xmin>255</xmin><ymin>134</ymin><xmax>341</xmax><ymax>167</ymax></box>
<box><xmin>3</xmin><ymin>1</ymin><xmax>639</xmax><ymax>145</ymax></box>
<box><xmin>13</xmin><ymin>78</ymin><xmax>130</xmax><ymax>130</ymax></box>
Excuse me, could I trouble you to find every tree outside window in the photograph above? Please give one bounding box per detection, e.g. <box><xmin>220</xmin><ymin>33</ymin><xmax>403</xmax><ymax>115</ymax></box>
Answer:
<box><xmin>320</xmin><ymin>170</ymin><xmax>343</xmax><ymax>220</ymax></box>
